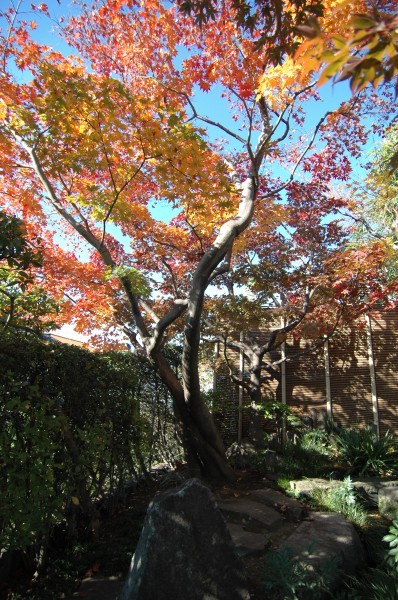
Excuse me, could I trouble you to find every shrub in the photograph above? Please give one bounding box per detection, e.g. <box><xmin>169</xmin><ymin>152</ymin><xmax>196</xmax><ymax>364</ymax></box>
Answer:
<box><xmin>300</xmin><ymin>429</ymin><xmax>333</xmax><ymax>456</ymax></box>
<box><xmin>332</xmin><ymin>427</ymin><xmax>398</xmax><ymax>477</ymax></box>
<box><xmin>0</xmin><ymin>371</ymin><xmax>68</xmax><ymax>556</ymax></box>
<box><xmin>260</xmin><ymin>398</ymin><xmax>303</xmax><ymax>442</ymax></box>
<box><xmin>383</xmin><ymin>519</ymin><xmax>398</xmax><ymax>574</ymax></box>
<box><xmin>337</xmin><ymin>568</ymin><xmax>398</xmax><ymax>599</ymax></box>
<box><xmin>0</xmin><ymin>331</ymin><xmax>181</xmax><ymax>570</ymax></box>
<box><xmin>271</xmin><ymin>433</ymin><xmax>334</xmax><ymax>479</ymax></box>
<box><xmin>333</xmin><ymin>520</ymin><xmax>398</xmax><ymax>599</ymax></box>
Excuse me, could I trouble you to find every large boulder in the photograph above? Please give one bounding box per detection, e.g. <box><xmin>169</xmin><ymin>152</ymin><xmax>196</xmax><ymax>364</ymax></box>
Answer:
<box><xmin>119</xmin><ymin>478</ymin><xmax>250</xmax><ymax>600</ymax></box>
<box><xmin>283</xmin><ymin>512</ymin><xmax>365</xmax><ymax>586</ymax></box>
<box><xmin>378</xmin><ymin>487</ymin><xmax>398</xmax><ymax>519</ymax></box>
<box><xmin>352</xmin><ymin>478</ymin><xmax>398</xmax><ymax>508</ymax></box>
<box><xmin>249</xmin><ymin>488</ymin><xmax>306</xmax><ymax>521</ymax></box>
<box><xmin>290</xmin><ymin>478</ymin><xmax>341</xmax><ymax>497</ymax></box>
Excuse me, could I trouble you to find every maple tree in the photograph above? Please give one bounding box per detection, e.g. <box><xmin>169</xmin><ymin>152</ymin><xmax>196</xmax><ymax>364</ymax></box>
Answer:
<box><xmin>345</xmin><ymin>123</ymin><xmax>398</xmax><ymax>300</ymax></box>
<box><xmin>204</xmin><ymin>183</ymin><xmax>344</xmax><ymax>395</ymax></box>
<box><xmin>295</xmin><ymin>1</ymin><xmax>398</xmax><ymax>93</ymax></box>
<box><xmin>0</xmin><ymin>0</ymin><xmax>396</xmax><ymax>482</ymax></box>
<box><xmin>183</xmin><ymin>0</ymin><xmax>398</xmax><ymax>93</ymax></box>
<box><xmin>178</xmin><ymin>0</ymin><xmax>325</xmax><ymax>61</ymax></box>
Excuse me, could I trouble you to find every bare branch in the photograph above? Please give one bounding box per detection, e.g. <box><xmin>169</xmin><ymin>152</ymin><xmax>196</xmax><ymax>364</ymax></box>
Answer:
<box><xmin>268</xmin><ymin>308</ymin><xmax>343</xmax><ymax>368</ymax></box>
<box><xmin>337</xmin><ymin>209</ymin><xmax>384</xmax><ymax>241</ymax></box>
<box><xmin>151</xmin><ymin>77</ymin><xmax>249</xmax><ymax>147</ymax></box>
<box><xmin>185</xmin><ymin>218</ymin><xmax>205</xmax><ymax>255</ymax></box>
<box><xmin>208</xmin><ymin>244</ymin><xmax>233</xmax><ymax>284</ymax></box>
<box><xmin>100</xmin><ymin>157</ymin><xmax>150</xmax><ymax>247</ymax></box>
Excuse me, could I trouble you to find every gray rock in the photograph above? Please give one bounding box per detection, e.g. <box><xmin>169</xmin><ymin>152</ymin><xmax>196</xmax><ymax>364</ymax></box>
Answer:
<box><xmin>218</xmin><ymin>498</ymin><xmax>283</xmax><ymax>532</ymax></box>
<box><xmin>266</xmin><ymin>433</ymin><xmax>279</xmax><ymax>450</ymax></box>
<box><xmin>283</xmin><ymin>512</ymin><xmax>365</xmax><ymax>584</ymax></box>
<box><xmin>378</xmin><ymin>487</ymin><xmax>398</xmax><ymax>519</ymax></box>
<box><xmin>290</xmin><ymin>478</ymin><xmax>341</xmax><ymax>497</ymax></box>
<box><xmin>249</xmin><ymin>488</ymin><xmax>306</xmax><ymax>521</ymax></box>
<box><xmin>119</xmin><ymin>479</ymin><xmax>250</xmax><ymax>600</ymax></box>
<box><xmin>352</xmin><ymin>478</ymin><xmax>398</xmax><ymax>507</ymax></box>
<box><xmin>226</xmin><ymin>523</ymin><xmax>270</xmax><ymax>556</ymax></box>
<box><xmin>248</xmin><ymin>408</ymin><xmax>266</xmax><ymax>448</ymax></box>
<box><xmin>72</xmin><ymin>576</ymin><xmax>122</xmax><ymax>600</ymax></box>
<box><xmin>262</xmin><ymin>449</ymin><xmax>277</xmax><ymax>473</ymax></box>
<box><xmin>226</xmin><ymin>441</ymin><xmax>258</xmax><ymax>469</ymax></box>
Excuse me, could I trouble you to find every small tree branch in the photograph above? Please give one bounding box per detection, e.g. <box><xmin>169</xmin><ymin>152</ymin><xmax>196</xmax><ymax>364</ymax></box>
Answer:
<box><xmin>268</xmin><ymin>308</ymin><xmax>343</xmax><ymax>368</ymax></box>
<box><xmin>221</xmin><ymin>335</ymin><xmax>252</xmax><ymax>394</ymax></box>
<box><xmin>146</xmin><ymin>298</ymin><xmax>188</xmax><ymax>356</ymax></box>
<box><xmin>260</xmin><ymin>112</ymin><xmax>332</xmax><ymax>200</ymax></box>
<box><xmin>208</xmin><ymin>245</ymin><xmax>233</xmax><ymax>285</ymax></box>
<box><xmin>161</xmin><ymin>258</ymin><xmax>181</xmax><ymax>298</ymax></box>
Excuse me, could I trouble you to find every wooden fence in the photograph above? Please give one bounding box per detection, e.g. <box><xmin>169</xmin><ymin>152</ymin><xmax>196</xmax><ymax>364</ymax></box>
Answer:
<box><xmin>213</xmin><ymin>309</ymin><xmax>398</xmax><ymax>445</ymax></box>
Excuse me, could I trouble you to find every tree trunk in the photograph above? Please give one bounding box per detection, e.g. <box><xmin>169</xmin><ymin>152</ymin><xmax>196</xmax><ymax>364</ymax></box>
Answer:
<box><xmin>155</xmin><ymin>351</ymin><xmax>234</xmax><ymax>483</ymax></box>
<box><xmin>247</xmin><ymin>354</ymin><xmax>266</xmax><ymax>448</ymax></box>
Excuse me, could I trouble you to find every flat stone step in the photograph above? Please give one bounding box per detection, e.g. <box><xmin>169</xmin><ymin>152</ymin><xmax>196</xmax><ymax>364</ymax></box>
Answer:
<box><xmin>218</xmin><ymin>499</ymin><xmax>283</xmax><ymax>532</ymax></box>
<box><xmin>290</xmin><ymin>478</ymin><xmax>341</xmax><ymax>497</ymax></box>
<box><xmin>67</xmin><ymin>576</ymin><xmax>123</xmax><ymax>599</ymax></box>
<box><xmin>227</xmin><ymin>523</ymin><xmax>270</xmax><ymax>557</ymax></box>
<box><xmin>249</xmin><ymin>488</ymin><xmax>306</xmax><ymax>521</ymax></box>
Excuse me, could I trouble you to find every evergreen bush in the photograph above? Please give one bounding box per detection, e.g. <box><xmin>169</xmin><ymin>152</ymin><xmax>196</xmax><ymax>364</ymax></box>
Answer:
<box><xmin>332</xmin><ymin>427</ymin><xmax>398</xmax><ymax>476</ymax></box>
<box><xmin>0</xmin><ymin>331</ymin><xmax>180</xmax><ymax>569</ymax></box>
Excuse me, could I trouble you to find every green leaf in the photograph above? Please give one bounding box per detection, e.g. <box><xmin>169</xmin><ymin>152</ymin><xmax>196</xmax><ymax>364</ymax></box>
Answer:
<box><xmin>349</xmin><ymin>15</ymin><xmax>376</xmax><ymax>30</ymax></box>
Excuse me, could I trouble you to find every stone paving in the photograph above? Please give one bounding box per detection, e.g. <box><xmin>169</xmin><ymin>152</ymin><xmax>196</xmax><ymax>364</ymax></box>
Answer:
<box><xmin>68</xmin><ymin>576</ymin><xmax>123</xmax><ymax>600</ymax></box>
<box><xmin>69</xmin><ymin>478</ymin><xmax>368</xmax><ymax>599</ymax></box>
<box><xmin>218</xmin><ymin>497</ymin><xmax>284</xmax><ymax>531</ymax></box>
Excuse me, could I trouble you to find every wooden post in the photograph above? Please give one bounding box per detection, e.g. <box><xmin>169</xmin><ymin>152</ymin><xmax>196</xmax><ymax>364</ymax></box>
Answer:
<box><xmin>213</xmin><ymin>342</ymin><xmax>219</xmax><ymax>394</ymax></box>
<box><xmin>365</xmin><ymin>313</ymin><xmax>379</xmax><ymax>437</ymax></box>
<box><xmin>238</xmin><ymin>331</ymin><xmax>244</xmax><ymax>444</ymax></box>
<box><xmin>324</xmin><ymin>338</ymin><xmax>333</xmax><ymax>422</ymax></box>
<box><xmin>281</xmin><ymin>318</ymin><xmax>287</xmax><ymax>443</ymax></box>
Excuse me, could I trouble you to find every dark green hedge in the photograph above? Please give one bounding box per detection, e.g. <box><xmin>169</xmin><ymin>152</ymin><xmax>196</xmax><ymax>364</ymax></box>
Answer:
<box><xmin>0</xmin><ymin>332</ymin><xmax>180</xmax><ymax>562</ymax></box>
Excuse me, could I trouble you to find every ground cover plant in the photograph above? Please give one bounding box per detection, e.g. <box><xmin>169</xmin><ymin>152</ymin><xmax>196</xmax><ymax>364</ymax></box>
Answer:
<box><xmin>263</xmin><ymin>543</ymin><xmax>342</xmax><ymax>599</ymax></box>
<box><xmin>334</xmin><ymin>517</ymin><xmax>398</xmax><ymax>599</ymax></box>
<box><xmin>306</xmin><ymin>477</ymin><xmax>369</xmax><ymax>527</ymax></box>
